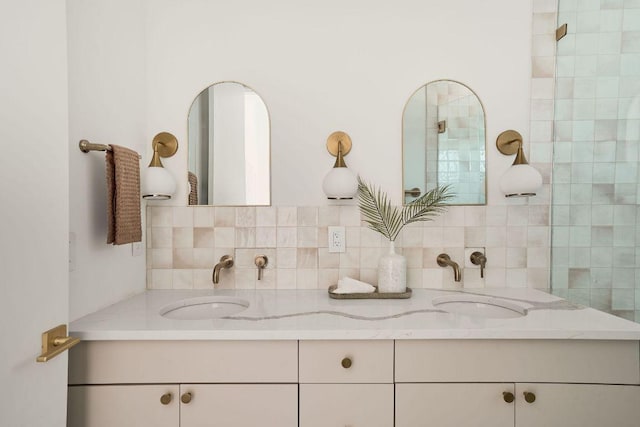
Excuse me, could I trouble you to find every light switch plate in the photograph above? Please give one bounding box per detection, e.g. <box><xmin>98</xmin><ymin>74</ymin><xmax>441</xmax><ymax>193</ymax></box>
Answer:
<box><xmin>132</xmin><ymin>242</ymin><xmax>143</xmax><ymax>257</ymax></box>
<box><xmin>328</xmin><ymin>226</ymin><xmax>346</xmax><ymax>253</ymax></box>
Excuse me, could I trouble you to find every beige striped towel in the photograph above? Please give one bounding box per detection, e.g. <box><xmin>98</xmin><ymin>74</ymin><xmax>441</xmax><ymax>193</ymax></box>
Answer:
<box><xmin>188</xmin><ymin>171</ymin><xmax>198</xmax><ymax>205</ymax></box>
<box><xmin>106</xmin><ymin>145</ymin><xmax>142</xmax><ymax>245</ymax></box>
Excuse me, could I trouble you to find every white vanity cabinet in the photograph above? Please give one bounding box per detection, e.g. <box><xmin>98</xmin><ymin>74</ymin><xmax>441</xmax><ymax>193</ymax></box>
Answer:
<box><xmin>67</xmin><ymin>341</ymin><xmax>298</xmax><ymax>427</ymax></box>
<box><xmin>298</xmin><ymin>340</ymin><xmax>394</xmax><ymax>427</ymax></box>
<box><xmin>395</xmin><ymin>340</ymin><xmax>640</xmax><ymax>427</ymax></box>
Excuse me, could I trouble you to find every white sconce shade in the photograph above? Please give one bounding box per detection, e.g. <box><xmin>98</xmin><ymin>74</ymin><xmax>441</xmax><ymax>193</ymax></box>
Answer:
<box><xmin>323</xmin><ymin>131</ymin><xmax>358</xmax><ymax>200</ymax></box>
<box><xmin>323</xmin><ymin>166</ymin><xmax>358</xmax><ymax>199</ymax></box>
<box><xmin>143</xmin><ymin>166</ymin><xmax>176</xmax><ymax>200</ymax></box>
<box><xmin>499</xmin><ymin>163</ymin><xmax>542</xmax><ymax>197</ymax></box>
<box><xmin>496</xmin><ymin>130</ymin><xmax>542</xmax><ymax>198</ymax></box>
<box><xmin>142</xmin><ymin>132</ymin><xmax>179</xmax><ymax>200</ymax></box>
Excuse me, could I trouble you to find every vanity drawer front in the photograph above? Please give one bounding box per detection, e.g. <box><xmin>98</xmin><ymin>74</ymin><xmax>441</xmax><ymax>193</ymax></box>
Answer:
<box><xmin>69</xmin><ymin>340</ymin><xmax>298</xmax><ymax>384</ymax></box>
<box><xmin>300</xmin><ymin>384</ymin><xmax>394</xmax><ymax>427</ymax></box>
<box><xmin>395</xmin><ymin>340</ymin><xmax>640</xmax><ymax>384</ymax></box>
<box><xmin>299</xmin><ymin>340</ymin><xmax>393</xmax><ymax>383</ymax></box>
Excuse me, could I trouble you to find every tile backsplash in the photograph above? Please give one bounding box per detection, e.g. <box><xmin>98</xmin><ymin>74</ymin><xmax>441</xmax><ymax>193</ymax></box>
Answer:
<box><xmin>146</xmin><ymin>205</ymin><xmax>550</xmax><ymax>290</ymax></box>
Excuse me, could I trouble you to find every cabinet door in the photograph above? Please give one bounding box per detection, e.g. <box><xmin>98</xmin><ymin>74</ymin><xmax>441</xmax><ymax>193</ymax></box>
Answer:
<box><xmin>67</xmin><ymin>385</ymin><xmax>179</xmax><ymax>427</ymax></box>
<box><xmin>395</xmin><ymin>383</ymin><xmax>514</xmax><ymax>427</ymax></box>
<box><xmin>299</xmin><ymin>384</ymin><xmax>394</xmax><ymax>427</ymax></box>
<box><xmin>179</xmin><ymin>384</ymin><xmax>298</xmax><ymax>427</ymax></box>
<box><xmin>515</xmin><ymin>383</ymin><xmax>640</xmax><ymax>427</ymax></box>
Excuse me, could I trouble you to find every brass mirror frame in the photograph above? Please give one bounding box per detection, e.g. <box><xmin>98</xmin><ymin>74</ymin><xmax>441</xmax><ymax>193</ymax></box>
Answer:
<box><xmin>186</xmin><ymin>80</ymin><xmax>272</xmax><ymax>207</ymax></box>
<box><xmin>401</xmin><ymin>79</ymin><xmax>488</xmax><ymax>206</ymax></box>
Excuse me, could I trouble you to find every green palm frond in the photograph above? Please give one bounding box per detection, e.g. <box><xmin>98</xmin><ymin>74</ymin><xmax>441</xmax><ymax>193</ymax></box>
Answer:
<box><xmin>402</xmin><ymin>184</ymin><xmax>454</xmax><ymax>226</ymax></box>
<box><xmin>357</xmin><ymin>176</ymin><xmax>453</xmax><ymax>241</ymax></box>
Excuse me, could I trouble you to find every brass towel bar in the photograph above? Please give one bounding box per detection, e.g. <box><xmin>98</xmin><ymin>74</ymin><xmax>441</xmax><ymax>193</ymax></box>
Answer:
<box><xmin>36</xmin><ymin>324</ymin><xmax>80</xmax><ymax>363</ymax></box>
<box><xmin>79</xmin><ymin>140</ymin><xmax>142</xmax><ymax>159</ymax></box>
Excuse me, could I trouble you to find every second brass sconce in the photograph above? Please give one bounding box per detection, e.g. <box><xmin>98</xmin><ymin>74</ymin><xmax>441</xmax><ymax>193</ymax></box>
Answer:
<box><xmin>496</xmin><ymin>130</ymin><xmax>542</xmax><ymax>197</ymax></box>
<box><xmin>322</xmin><ymin>131</ymin><xmax>358</xmax><ymax>200</ymax></box>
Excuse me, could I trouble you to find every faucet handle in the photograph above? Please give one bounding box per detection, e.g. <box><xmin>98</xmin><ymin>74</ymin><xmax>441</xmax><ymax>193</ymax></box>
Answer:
<box><xmin>470</xmin><ymin>251</ymin><xmax>487</xmax><ymax>278</ymax></box>
<box><xmin>254</xmin><ymin>255</ymin><xmax>268</xmax><ymax>280</ymax></box>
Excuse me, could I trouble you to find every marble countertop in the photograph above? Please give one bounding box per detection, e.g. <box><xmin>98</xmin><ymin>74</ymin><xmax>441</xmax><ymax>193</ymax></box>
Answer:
<box><xmin>69</xmin><ymin>288</ymin><xmax>640</xmax><ymax>341</ymax></box>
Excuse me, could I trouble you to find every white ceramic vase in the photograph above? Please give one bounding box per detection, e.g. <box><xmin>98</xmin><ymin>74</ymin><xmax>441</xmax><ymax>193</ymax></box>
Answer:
<box><xmin>377</xmin><ymin>241</ymin><xmax>407</xmax><ymax>293</ymax></box>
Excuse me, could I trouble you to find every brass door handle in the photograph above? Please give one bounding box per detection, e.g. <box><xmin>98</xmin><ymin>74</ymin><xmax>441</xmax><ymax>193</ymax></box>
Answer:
<box><xmin>341</xmin><ymin>357</ymin><xmax>352</xmax><ymax>369</ymax></box>
<box><xmin>160</xmin><ymin>393</ymin><xmax>172</xmax><ymax>405</ymax></box>
<box><xmin>36</xmin><ymin>324</ymin><xmax>81</xmax><ymax>363</ymax></box>
<box><xmin>181</xmin><ymin>392</ymin><xmax>192</xmax><ymax>404</ymax></box>
<box><xmin>523</xmin><ymin>391</ymin><xmax>536</xmax><ymax>403</ymax></box>
<box><xmin>503</xmin><ymin>391</ymin><xmax>515</xmax><ymax>403</ymax></box>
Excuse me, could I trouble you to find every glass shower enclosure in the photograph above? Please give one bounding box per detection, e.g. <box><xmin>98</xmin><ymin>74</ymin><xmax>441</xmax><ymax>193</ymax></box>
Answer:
<box><xmin>551</xmin><ymin>0</ymin><xmax>640</xmax><ymax>321</ymax></box>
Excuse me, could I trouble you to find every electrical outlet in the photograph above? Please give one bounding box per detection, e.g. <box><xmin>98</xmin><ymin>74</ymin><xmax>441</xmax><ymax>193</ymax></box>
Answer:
<box><xmin>132</xmin><ymin>242</ymin><xmax>143</xmax><ymax>257</ymax></box>
<box><xmin>69</xmin><ymin>232</ymin><xmax>76</xmax><ymax>272</ymax></box>
<box><xmin>465</xmin><ymin>247</ymin><xmax>485</xmax><ymax>268</ymax></box>
<box><xmin>328</xmin><ymin>226</ymin><xmax>346</xmax><ymax>253</ymax></box>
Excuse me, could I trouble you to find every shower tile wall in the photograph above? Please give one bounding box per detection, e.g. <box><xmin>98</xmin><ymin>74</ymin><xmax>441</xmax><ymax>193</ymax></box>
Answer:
<box><xmin>551</xmin><ymin>0</ymin><xmax>640</xmax><ymax>321</ymax></box>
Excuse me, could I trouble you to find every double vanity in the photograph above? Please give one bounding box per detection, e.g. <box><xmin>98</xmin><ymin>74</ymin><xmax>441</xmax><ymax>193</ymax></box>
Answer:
<box><xmin>68</xmin><ymin>288</ymin><xmax>640</xmax><ymax>427</ymax></box>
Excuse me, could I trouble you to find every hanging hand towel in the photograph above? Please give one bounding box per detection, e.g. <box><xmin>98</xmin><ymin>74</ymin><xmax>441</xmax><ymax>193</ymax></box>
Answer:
<box><xmin>106</xmin><ymin>145</ymin><xmax>142</xmax><ymax>245</ymax></box>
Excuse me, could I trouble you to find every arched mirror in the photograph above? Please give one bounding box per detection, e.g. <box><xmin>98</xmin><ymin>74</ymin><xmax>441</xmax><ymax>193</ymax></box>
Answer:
<box><xmin>187</xmin><ymin>81</ymin><xmax>270</xmax><ymax>206</ymax></box>
<box><xmin>402</xmin><ymin>80</ymin><xmax>486</xmax><ymax>205</ymax></box>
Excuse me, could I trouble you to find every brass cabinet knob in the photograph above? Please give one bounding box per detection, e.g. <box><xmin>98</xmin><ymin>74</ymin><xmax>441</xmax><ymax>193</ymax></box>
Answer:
<box><xmin>341</xmin><ymin>357</ymin><xmax>352</xmax><ymax>369</ymax></box>
<box><xmin>181</xmin><ymin>392</ymin><xmax>192</xmax><ymax>404</ymax></box>
<box><xmin>523</xmin><ymin>391</ymin><xmax>536</xmax><ymax>403</ymax></box>
<box><xmin>502</xmin><ymin>391</ymin><xmax>515</xmax><ymax>403</ymax></box>
<box><xmin>160</xmin><ymin>393</ymin><xmax>172</xmax><ymax>405</ymax></box>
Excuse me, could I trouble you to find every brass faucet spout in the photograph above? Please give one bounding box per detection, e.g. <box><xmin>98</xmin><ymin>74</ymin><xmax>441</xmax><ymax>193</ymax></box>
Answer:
<box><xmin>437</xmin><ymin>253</ymin><xmax>462</xmax><ymax>282</ymax></box>
<box><xmin>213</xmin><ymin>255</ymin><xmax>234</xmax><ymax>285</ymax></box>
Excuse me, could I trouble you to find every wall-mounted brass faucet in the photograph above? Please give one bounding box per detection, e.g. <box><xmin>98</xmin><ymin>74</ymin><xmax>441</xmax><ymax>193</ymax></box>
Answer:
<box><xmin>437</xmin><ymin>253</ymin><xmax>461</xmax><ymax>282</ymax></box>
<box><xmin>212</xmin><ymin>255</ymin><xmax>234</xmax><ymax>285</ymax></box>
<box><xmin>254</xmin><ymin>255</ymin><xmax>268</xmax><ymax>280</ymax></box>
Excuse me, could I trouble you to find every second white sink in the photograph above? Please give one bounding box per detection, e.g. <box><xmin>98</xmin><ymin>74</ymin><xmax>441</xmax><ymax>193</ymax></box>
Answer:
<box><xmin>160</xmin><ymin>296</ymin><xmax>250</xmax><ymax>320</ymax></box>
<box><xmin>432</xmin><ymin>294</ymin><xmax>527</xmax><ymax>319</ymax></box>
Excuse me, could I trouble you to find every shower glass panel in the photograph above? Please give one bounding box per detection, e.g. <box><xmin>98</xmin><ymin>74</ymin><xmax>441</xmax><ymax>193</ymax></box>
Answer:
<box><xmin>551</xmin><ymin>0</ymin><xmax>640</xmax><ymax>322</ymax></box>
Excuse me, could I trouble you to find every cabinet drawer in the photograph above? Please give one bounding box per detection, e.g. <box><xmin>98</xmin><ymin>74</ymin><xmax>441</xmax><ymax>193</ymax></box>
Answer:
<box><xmin>395</xmin><ymin>340</ymin><xmax>640</xmax><ymax>384</ymax></box>
<box><xmin>69</xmin><ymin>340</ymin><xmax>298</xmax><ymax>384</ymax></box>
<box><xmin>300</xmin><ymin>384</ymin><xmax>394</xmax><ymax>427</ymax></box>
<box><xmin>299</xmin><ymin>340</ymin><xmax>393</xmax><ymax>383</ymax></box>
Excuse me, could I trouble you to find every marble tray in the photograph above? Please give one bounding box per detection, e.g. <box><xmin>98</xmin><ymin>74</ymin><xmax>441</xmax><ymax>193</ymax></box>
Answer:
<box><xmin>328</xmin><ymin>284</ymin><xmax>412</xmax><ymax>299</ymax></box>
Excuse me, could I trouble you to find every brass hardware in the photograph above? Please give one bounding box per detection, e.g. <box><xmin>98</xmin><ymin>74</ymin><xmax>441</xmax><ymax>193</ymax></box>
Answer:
<box><xmin>213</xmin><ymin>255</ymin><xmax>234</xmax><ymax>285</ymax></box>
<box><xmin>181</xmin><ymin>392</ymin><xmax>192</xmax><ymax>404</ymax></box>
<box><xmin>556</xmin><ymin>23</ymin><xmax>568</xmax><ymax>41</ymax></box>
<box><xmin>496</xmin><ymin>130</ymin><xmax>524</xmax><ymax>158</ymax></box>
<box><xmin>326</xmin><ymin>131</ymin><xmax>352</xmax><ymax>158</ymax></box>
<box><xmin>160</xmin><ymin>393</ymin><xmax>173</xmax><ymax>405</ymax></box>
<box><xmin>404</xmin><ymin>188</ymin><xmax>421</xmax><ymax>198</ymax></box>
<box><xmin>149</xmin><ymin>132</ymin><xmax>179</xmax><ymax>168</ymax></box>
<box><xmin>470</xmin><ymin>251</ymin><xmax>487</xmax><ymax>278</ymax></box>
<box><xmin>523</xmin><ymin>391</ymin><xmax>536</xmax><ymax>403</ymax></box>
<box><xmin>36</xmin><ymin>324</ymin><xmax>80</xmax><ymax>363</ymax></box>
<box><xmin>254</xmin><ymin>255</ymin><xmax>268</xmax><ymax>280</ymax></box>
<box><xmin>503</xmin><ymin>392</ymin><xmax>515</xmax><ymax>403</ymax></box>
<box><xmin>437</xmin><ymin>253</ymin><xmax>461</xmax><ymax>282</ymax></box>
<box><xmin>79</xmin><ymin>140</ymin><xmax>142</xmax><ymax>159</ymax></box>
<box><xmin>437</xmin><ymin>120</ymin><xmax>447</xmax><ymax>134</ymax></box>
<box><xmin>341</xmin><ymin>357</ymin><xmax>352</xmax><ymax>369</ymax></box>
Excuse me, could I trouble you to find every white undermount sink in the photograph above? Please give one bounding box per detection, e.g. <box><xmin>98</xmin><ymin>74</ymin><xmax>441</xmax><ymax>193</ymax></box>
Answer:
<box><xmin>432</xmin><ymin>294</ymin><xmax>527</xmax><ymax>319</ymax></box>
<box><xmin>159</xmin><ymin>296</ymin><xmax>250</xmax><ymax>320</ymax></box>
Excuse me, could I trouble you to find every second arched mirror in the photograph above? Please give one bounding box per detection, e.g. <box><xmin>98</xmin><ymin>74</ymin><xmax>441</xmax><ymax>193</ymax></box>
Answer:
<box><xmin>402</xmin><ymin>80</ymin><xmax>486</xmax><ymax>205</ymax></box>
<box><xmin>188</xmin><ymin>81</ymin><xmax>270</xmax><ymax>206</ymax></box>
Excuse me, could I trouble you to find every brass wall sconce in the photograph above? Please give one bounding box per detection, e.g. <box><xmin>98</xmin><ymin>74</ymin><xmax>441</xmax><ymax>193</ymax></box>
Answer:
<box><xmin>496</xmin><ymin>130</ymin><xmax>542</xmax><ymax>197</ymax></box>
<box><xmin>322</xmin><ymin>131</ymin><xmax>358</xmax><ymax>200</ymax></box>
<box><xmin>142</xmin><ymin>132</ymin><xmax>179</xmax><ymax>200</ymax></box>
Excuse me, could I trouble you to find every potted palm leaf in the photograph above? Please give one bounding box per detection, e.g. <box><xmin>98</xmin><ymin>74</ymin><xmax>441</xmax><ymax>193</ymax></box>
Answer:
<box><xmin>357</xmin><ymin>176</ymin><xmax>453</xmax><ymax>292</ymax></box>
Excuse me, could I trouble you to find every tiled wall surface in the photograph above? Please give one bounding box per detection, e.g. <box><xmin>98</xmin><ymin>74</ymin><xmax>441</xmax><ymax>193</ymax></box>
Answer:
<box><xmin>146</xmin><ymin>205</ymin><xmax>550</xmax><ymax>290</ymax></box>
<box><xmin>550</xmin><ymin>0</ymin><xmax>640</xmax><ymax>321</ymax></box>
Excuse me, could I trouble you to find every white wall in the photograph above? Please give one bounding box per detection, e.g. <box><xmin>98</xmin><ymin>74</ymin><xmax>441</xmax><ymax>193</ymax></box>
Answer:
<box><xmin>67</xmin><ymin>0</ymin><xmax>147</xmax><ymax>320</ymax></box>
<box><xmin>143</xmin><ymin>0</ymin><xmax>532</xmax><ymax>206</ymax></box>
<box><xmin>0</xmin><ymin>1</ymin><xmax>69</xmax><ymax>425</ymax></box>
